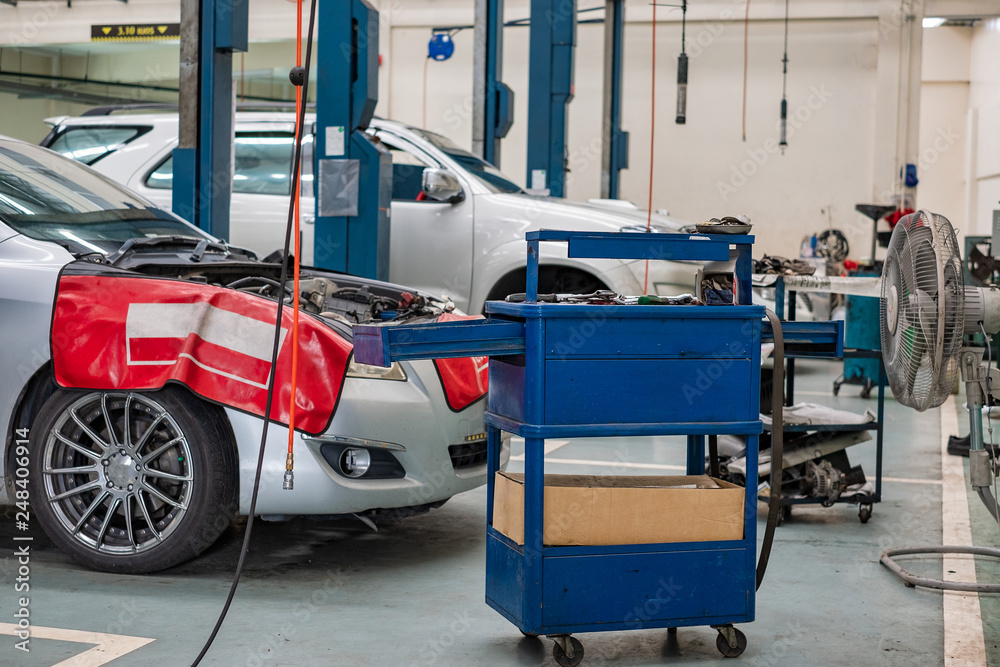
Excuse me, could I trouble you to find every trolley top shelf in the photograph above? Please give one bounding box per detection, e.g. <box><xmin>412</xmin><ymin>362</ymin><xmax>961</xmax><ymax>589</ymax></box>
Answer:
<box><xmin>523</xmin><ymin>230</ymin><xmax>756</xmax><ymax>305</ymax></box>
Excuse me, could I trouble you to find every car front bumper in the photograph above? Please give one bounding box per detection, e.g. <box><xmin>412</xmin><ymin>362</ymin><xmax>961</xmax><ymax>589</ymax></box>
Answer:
<box><xmin>227</xmin><ymin>358</ymin><xmax>504</xmax><ymax>516</ymax></box>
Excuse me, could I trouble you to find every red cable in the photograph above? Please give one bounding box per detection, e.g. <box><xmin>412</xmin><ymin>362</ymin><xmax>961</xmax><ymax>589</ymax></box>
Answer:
<box><xmin>422</xmin><ymin>56</ymin><xmax>430</xmax><ymax>128</ymax></box>
<box><xmin>643</xmin><ymin>3</ymin><xmax>657</xmax><ymax>295</ymax></box>
<box><xmin>287</xmin><ymin>0</ymin><xmax>304</xmax><ymax>459</ymax></box>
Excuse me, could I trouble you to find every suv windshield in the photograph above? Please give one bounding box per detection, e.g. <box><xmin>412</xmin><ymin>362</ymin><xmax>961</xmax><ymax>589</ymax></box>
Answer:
<box><xmin>411</xmin><ymin>129</ymin><xmax>523</xmax><ymax>194</ymax></box>
<box><xmin>46</xmin><ymin>125</ymin><xmax>150</xmax><ymax>165</ymax></box>
<box><xmin>0</xmin><ymin>140</ymin><xmax>205</xmax><ymax>253</ymax></box>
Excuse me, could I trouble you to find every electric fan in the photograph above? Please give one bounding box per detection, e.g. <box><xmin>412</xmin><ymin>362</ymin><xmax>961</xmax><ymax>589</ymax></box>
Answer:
<box><xmin>879</xmin><ymin>211</ymin><xmax>967</xmax><ymax>411</ymax></box>
<box><xmin>877</xmin><ymin>210</ymin><xmax>1000</xmax><ymax>591</ymax></box>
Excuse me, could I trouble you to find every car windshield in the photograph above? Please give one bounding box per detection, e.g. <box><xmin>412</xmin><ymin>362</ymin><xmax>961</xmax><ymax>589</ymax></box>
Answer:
<box><xmin>0</xmin><ymin>140</ymin><xmax>205</xmax><ymax>253</ymax></box>
<box><xmin>46</xmin><ymin>125</ymin><xmax>149</xmax><ymax>165</ymax></box>
<box><xmin>411</xmin><ymin>129</ymin><xmax>523</xmax><ymax>194</ymax></box>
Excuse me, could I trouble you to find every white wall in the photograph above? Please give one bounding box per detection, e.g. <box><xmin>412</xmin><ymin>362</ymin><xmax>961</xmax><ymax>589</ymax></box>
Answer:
<box><xmin>918</xmin><ymin>26</ymin><xmax>971</xmax><ymax>236</ymax></box>
<box><xmin>967</xmin><ymin>17</ymin><xmax>1000</xmax><ymax>237</ymax></box>
<box><xmin>4</xmin><ymin>0</ymin><xmax>1000</xmax><ymax>261</ymax></box>
<box><xmin>390</xmin><ymin>9</ymin><xmax>884</xmax><ymax>259</ymax></box>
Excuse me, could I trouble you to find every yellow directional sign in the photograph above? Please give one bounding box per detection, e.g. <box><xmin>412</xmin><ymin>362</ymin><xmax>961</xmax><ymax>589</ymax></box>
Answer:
<box><xmin>91</xmin><ymin>23</ymin><xmax>180</xmax><ymax>42</ymax></box>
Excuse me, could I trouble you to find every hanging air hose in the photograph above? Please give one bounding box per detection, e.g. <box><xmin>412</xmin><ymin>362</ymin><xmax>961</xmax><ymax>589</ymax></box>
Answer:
<box><xmin>284</xmin><ymin>0</ymin><xmax>306</xmax><ymax>492</ymax></box>
<box><xmin>756</xmin><ymin>309</ymin><xmax>785</xmax><ymax>590</ymax></box>
<box><xmin>778</xmin><ymin>0</ymin><xmax>789</xmax><ymax>151</ymax></box>
<box><xmin>190</xmin><ymin>0</ymin><xmax>317</xmax><ymax>663</ymax></box>
<box><xmin>675</xmin><ymin>0</ymin><xmax>688</xmax><ymax>125</ymax></box>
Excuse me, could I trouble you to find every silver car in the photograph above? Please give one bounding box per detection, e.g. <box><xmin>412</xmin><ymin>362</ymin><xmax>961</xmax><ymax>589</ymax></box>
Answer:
<box><xmin>0</xmin><ymin>136</ymin><xmax>500</xmax><ymax>573</ymax></box>
<box><xmin>42</xmin><ymin>110</ymin><xmax>698</xmax><ymax>314</ymax></box>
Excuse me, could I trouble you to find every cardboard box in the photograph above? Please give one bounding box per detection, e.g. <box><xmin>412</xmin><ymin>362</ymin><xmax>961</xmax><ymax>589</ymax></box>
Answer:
<box><xmin>493</xmin><ymin>472</ymin><xmax>744</xmax><ymax>546</ymax></box>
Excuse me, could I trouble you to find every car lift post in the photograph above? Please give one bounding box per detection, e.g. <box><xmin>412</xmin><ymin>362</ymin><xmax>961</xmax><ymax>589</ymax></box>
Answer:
<box><xmin>526</xmin><ymin>0</ymin><xmax>576</xmax><ymax>198</ymax></box>
<box><xmin>313</xmin><ymin>0</ymin><xmax>391</xmax><ymax>281</ymax></box>
<box><xmin>599</xmin><ymin>0</ymin><xmax>628</xmax><ymax>200</ymax></box>
<box><xmin>472</xmin><ymin>0</ymin><xmax>515</xmax><ymax>167</ymax></box>
<box><xmin>173</xmin><ymin>0</ymin><xmax>248</xmax><ymax>240</ymax></box>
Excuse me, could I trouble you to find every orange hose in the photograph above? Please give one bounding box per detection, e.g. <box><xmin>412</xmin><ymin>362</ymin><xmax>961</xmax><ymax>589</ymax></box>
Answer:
<box><xmin>422</xmin><ymin>56</ymin><xmax>430</xmax><ymax>128</ymax></box>
<box><xmin>643</xmin><ymin>3</ymin><xmax>657</xmax><ymax>295</ymax></box>
<box><xmin>287</xmin><ymin>0</ymin><xmax>304</xmax><ymax>457</ymax></box>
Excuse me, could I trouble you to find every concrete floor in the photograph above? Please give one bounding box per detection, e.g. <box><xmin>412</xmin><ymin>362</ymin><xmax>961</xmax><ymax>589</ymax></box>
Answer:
<box><xmin>3</xmin><ymin>359</ymin><xmax>998</xmax><ymax>666</ymax></box>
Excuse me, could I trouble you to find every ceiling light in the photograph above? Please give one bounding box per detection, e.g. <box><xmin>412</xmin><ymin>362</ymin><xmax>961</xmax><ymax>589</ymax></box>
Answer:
<box><xmin>922</xmin><ymin>17</ymin><xmax>946</xmax><ymax>28</ymax></box>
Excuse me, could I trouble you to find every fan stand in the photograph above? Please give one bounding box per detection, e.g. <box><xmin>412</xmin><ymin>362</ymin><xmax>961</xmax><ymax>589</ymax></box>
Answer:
<box><xmin>880</xmin><ymin>347</ymin><xmax>1000</xmax><ymax>592</ymax></box>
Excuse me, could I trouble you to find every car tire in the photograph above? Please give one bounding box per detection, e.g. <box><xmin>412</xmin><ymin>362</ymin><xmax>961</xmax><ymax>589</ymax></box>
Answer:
<box><xmin>29</xmin><ymin>386</ymin><xmax>237</xmax><ymax>573</ymax></box>
<box><xmin>484</xmin><ymin>267</ymin><xmax>608</xmax><ymax>310</ymax></box>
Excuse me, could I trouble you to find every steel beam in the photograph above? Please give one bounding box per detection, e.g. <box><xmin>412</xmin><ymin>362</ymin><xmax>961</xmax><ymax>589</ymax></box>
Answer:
<box><xmin>599</xmin><ymin>0</ymin><xmax>627</xmax><ymax>199</ymax></box>
<box><xmin>526</xmin><ymin>0</ymin><xmax>576</xmax><ymax>198</ymax></box>
<box><xmin>314</xmin><ymin>0</ymin><xmax>390</xmax><ymax>280</ymax></box>
<box><xmin>473</xmin><ymin>0</ymin><xmax>513</xmax><ymax>166</ymax></box>
<box><xmin>173</xmin><ymin>0</ymin><xmax>247</xmax><ymax>242</ymax></box>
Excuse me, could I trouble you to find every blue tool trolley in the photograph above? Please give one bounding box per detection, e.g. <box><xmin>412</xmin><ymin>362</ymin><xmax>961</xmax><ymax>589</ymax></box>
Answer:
<box><xmin>354</xmin><ymin>230</ymin><xmax>772</xmax><ymax>664</ymax></box>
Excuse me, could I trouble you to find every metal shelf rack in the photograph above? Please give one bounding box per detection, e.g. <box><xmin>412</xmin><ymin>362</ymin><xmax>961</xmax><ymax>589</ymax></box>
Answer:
<box><xmin>766</xmin><ymin>276</ymin><xmax>885</xmax><ymax>523</ymax></box>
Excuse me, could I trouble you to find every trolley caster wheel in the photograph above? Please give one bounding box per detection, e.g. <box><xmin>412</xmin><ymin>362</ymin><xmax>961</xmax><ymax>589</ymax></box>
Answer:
<box><xmin>552</xmin><ymin>636</ymin><xmax>585</xmax><ymax>667</ymax></box>
<box><xmin>859</xmin><ymin>504</ymin><xmax>873</xmax><ymax>524</ymax></box>
<box><xmin>715</xmin><ymin>626</ymin><xmax>747</xmax><ymax>658</ymax></box>
<box><xmin>860</xmin><ymin>378</ymin><xmax>874</xmax><ymax>399</ymax></box>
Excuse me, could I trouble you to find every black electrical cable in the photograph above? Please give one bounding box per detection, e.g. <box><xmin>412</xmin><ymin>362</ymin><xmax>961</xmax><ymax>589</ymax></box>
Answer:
<box><xmin>779</xmin><ymin>0</ymin><xmax>789</xmax><ymax>151</ymax></box>
<box><xmin>756</xmin><ymin>309</ymin><xmax>784</xmax><ymax>590</ymax></box>
<box><xmin>189</xmin><ymin>0</ymin><xmax>318</xmax><ymax>663</ymax></box>
<box><xmin>707</xmin><ymin>434</ymin><xmax>720</xmax><ymax>478</ymax></box>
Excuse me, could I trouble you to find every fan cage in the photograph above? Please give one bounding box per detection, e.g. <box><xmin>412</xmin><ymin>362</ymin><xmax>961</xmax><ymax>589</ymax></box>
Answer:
<box><xmin>880</xmin><ymin>211</ymin><xmax>964</xmax><ymax>411</ymax></box>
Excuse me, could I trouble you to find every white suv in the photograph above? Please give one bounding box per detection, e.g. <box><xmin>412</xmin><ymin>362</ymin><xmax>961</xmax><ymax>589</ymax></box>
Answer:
<box><xmin>43</xmin><ymin>109</ymin><xmax>699</xmax><ymax>312</ymax></box>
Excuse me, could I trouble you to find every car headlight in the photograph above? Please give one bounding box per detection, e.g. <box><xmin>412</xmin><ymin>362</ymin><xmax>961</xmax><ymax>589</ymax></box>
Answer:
<box><xmin>346</xmin><ymin>357</ymin><xmax>407</xmax><ymax>381</ymax></box>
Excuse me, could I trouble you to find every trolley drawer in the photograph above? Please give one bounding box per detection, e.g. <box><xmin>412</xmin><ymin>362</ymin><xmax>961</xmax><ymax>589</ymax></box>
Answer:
<box><xmin>543</xmin><ymin>358</ymin><xmax>754</xmax><ymax>424</ymax></box>
<box><xmin>485</xmin><ymin>531</ymin><xmax>755</xmax><ymax>634</ymax></box>
<box><xmin>544</xmin><ymin>316</ymin><xmax>752</xmax><ymax>359</ymax></box>
<box><xmin>541</xmin><ymin>547</ymin><xmax>750</xmax><ymax>628</ymax></box>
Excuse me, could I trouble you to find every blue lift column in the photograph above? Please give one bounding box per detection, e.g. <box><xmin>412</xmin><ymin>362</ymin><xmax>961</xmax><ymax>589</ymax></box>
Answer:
<box><xmin>526</xmin><ymin>0</ymin><xmax>576</xmax><ymax>198</ymax></box>
<box><xmin>173</xmin><ymin>0</ymin><xmax>248</xmax><ymax>240</ymax></box>
<box><xmin>314</xmin><ymin>0</ymin><xmax>391</xmax><ymax>280</ymax></box>
<box><xmin>473</xmin><ymin>0</ymin><xmax>515</xmax><ymax>166</ymax></box>
<box><xmin>600</xmin><ymin>0</ymin><xmax>628</xmax><ymax>199</ymax></box>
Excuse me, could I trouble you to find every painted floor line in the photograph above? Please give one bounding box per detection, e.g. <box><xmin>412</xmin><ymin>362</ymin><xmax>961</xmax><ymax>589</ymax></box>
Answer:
<box><xmin>514</xmin><ymin>456</ymin><xmax>687</xmax><ymax>471</ymax></box>
<box><xmin>0</xmin><ymin>622</ymin><xmax>155</xmax><ymax>666</ymax></box>
<box><xmin>882</xmin><ymin>476</ymin><xmax>943</xmax><ymax>486</ymax></box>
<box><xmin>940</xmin><ymin>395</ymin><xmax>987</xmax><ymax>666</ymax></box>
<box><xmin>507</xmin><ymin>440</ymin><xmax>571</xmax><ymax>461</ymax></box>
<box><xmin>513</xmin><ymin>461</ymin><xmax>943</xmax><ymax>481</ymax></box>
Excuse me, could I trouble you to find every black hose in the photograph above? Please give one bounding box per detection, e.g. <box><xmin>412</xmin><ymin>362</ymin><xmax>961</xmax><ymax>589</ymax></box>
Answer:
<box><xmin>708</xmin><ymin>434</ymin><xmax>720</xmax><ymax>478</ymax></box>
<box><xmin>190</xmin><ymin>0</ymin><xmax>319</xmax><ymax>663</ymax></box>
<box><xmin>756</xmin><ymin>309</ymin><xmax>784</xmax><ymax>590</ymax></box>
<box><xmin>881</xmin><ymin>545</ymin><xmax>1000</xmax><ymax>592</ymax></box>
<box><xmin>226</xmin><ymin>276</ymin><xmax>294</xmax><ymax>300</ymax></box>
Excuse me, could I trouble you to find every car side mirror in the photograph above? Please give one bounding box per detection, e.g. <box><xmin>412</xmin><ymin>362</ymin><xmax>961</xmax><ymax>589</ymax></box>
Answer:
<box><xmin>422</xmin><ymin>168</ymin><xmax>464</xmax><ymax>203</ymax></box>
